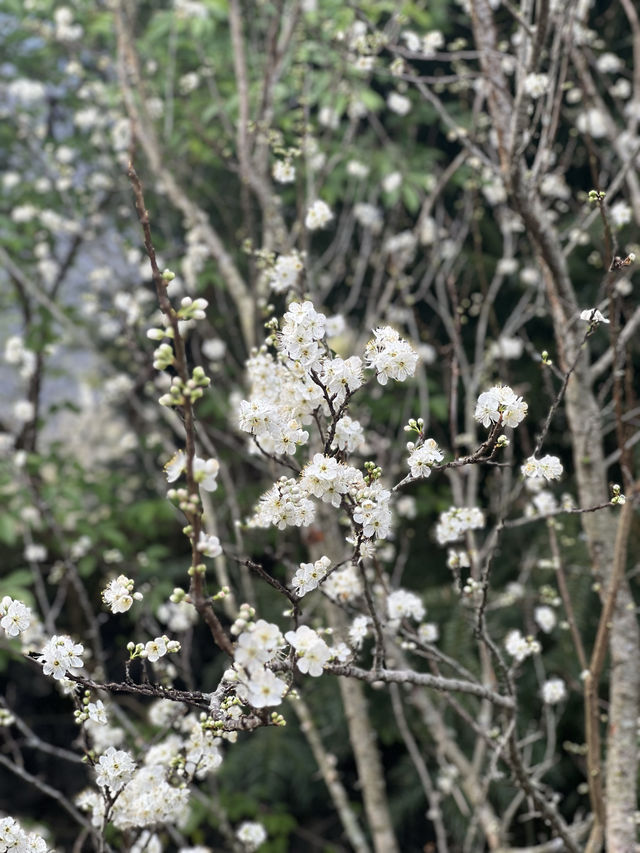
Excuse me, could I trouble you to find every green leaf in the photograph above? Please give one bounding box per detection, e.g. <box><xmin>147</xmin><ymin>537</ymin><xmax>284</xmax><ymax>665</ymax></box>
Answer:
<box><xmin>0</xmin><ymin>514</ymin><xmax>18</xmax><ymax>546</ymax></box>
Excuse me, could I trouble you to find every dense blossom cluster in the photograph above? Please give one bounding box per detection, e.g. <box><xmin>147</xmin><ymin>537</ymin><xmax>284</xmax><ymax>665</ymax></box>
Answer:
<box><xmin>247</xmin><ymin>476</ymin><xmax>316</xmax><ymax>529</ymax></box>
<box><xmin>352</xmin><ymin>482</ymin><xmax>393</xmax><ymax>539</ymax></box>
<box><xmin>238</xmin><ymin>304</ymin><xmax>421</xmax><ymax>545</ymax></box>
<box><xmin>278</xmin><ymin>300</ymin><xmax>327</xmax><ymax>366</ymax></box>
<box><xmin>95</xmin><ymin>746</ymin><xmax>136</xmax><ymax>794</ymax></box>
<box><xmin>364</xmin><ymin>326</ymin><xmax>419</xmax><ymax>385</ymax></box>
<box><xmin>81</xmin><ymin>744</ymin><xmax>191</xmax><ymax>830</ymax></box>
<box><xmin>300</xmin><ymin>454</ymin><xmax>364</xmax><ymax>508</ymax></box>
<box><xmin>0</xmin><ymin>817</ymin><xmax>47</xmax><ymax>852</ymax></box>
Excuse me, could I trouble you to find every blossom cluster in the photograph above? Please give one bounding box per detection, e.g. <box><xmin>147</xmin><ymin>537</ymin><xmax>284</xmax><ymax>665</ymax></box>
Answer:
<box><xmin>248</xmin><ymin>476</ymin><xmax>316</xmax><ymax>529</ymax></box>
<box><xmin>0</xmin><ymin>817</ymin><xmax>47</xmax><ymax>852</ymax></box>
<box><xmin>320</xmin><ymin>355</ymin><xmax>364</xmax><ymax>404</ymax></box>
<box><xmin>407</xmin><ymin>438</ymin><xmax>444</xmax><ymax>478</ymax></box>
<box><xmin>238</xmin><ymin>303</ymin><xmax>419</xmax><ymax>540</ymax></box>
<box><xmin>38</xmin><ymin>634</ymin><xmax>84</xmax><ymax>681</ymax></box>
<box><xmin>349</xmin><ymin>615</ymin><xmax>370</xmax><ymax>647</ymax></box>
<box><xmin>268</xmin><ymin>251</ymin><xmax>304</xmax><ymax>293</ymax></box>
<box><xmin>183</xmin><ymin>715</ymin><xmax>224</xmax><ymax>778</ymax></box>
<box><xmin>364</xmin><ymin>326</ymin><xmax>419</xmax><ymax>385</ymax></box>
<box><xmin>504</xmin><ymin>629</ymin><xmax>541</xmax><ymax>663</ymax></box>
<box><xmin>127</xmin><ymin>635</ymin><xmax>181</xmax><ymax>662</ymax></box>
<box><xmin>435</xmin><ymin>506</ymin><xmax>485</xmax><ymax>545</ymax></box>
<box><xmin>387</xmin><ymin>589</ymin><xmax>425</xmax><ymax>623</ymax></box>
<box><xmin>352</xmin><ymin>482</ymin><xmax>393</xmax><ymax>539</ymax></box>
<box><xmin>474</xmin><ymin>385</ymin><xmax>528</xmax><ymax>428</ymax></box>
<box><xmin>101</xmin><ymin>575</ymin><xmax>142</xmax><ymax>614</ymax></box>
<box><xmin>285</xmin><ymin>625</ymin><xmax>334</xmax><ymax>676</ymax></box>
<box><xmin>521</xmin><ymin>455</ymin><xmax>563</xmax><ymax>481</ymax></box>
<box><xmin>300</xmin><ymin>454</ymin><xmax>364</xmax><ymax>509</ymax></box>
<box><xmin>323</xmin><ymin>566</ymin><xmax>363</xmax><ymax>602</ymax></box>
<box><xmin>95</xmin><ymin>746</ymin><xmax>137</xmax><ymax>794</ymax></box>
<box><xmin>305</xmin><ymin>199</ymin><xmax>333</xmax><ymax>230</ymax></box>
<box><xmin>0</xmin><ymin>596</ymin><xmax>31</xmax><ymax>637</ymax></box>
<box><xmin>230</xmin><ymin>619</ymin><xmax>288</xmax><ymax>708</ymax></box>
<box><xmin>82</xmin><ymin>742</ymin><xmax>190</xmax><ymax>830</ymax></box>
<box><xmin>292</xmin><ymin>555</ymin><xmax>331</xmax><ymax>597</ymax></box>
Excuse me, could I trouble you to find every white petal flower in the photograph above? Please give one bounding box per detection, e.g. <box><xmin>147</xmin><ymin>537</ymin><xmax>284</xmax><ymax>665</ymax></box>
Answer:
<box><xmin>197</xmin><ymin>532</ymin><xmax>222</xmax><ymax>558</ymax></box>
<box><xmin>305</xmin><ymin>200</ymin><xmax>333</xmax><ymax>230</ymax></box>
<box><xmin>580</xmin><ymin>308</ymin><xmax>609</xmax><ymax>324</ymax></box>
<box><xmin>542</xmin><ymin>677</ymin><xmax>567</xmax><ymax>704</ymax></box>
<box><xmin>164</xmin><ymin>449</ymin><xmax>187</xmax><ymax>482</ymax></box>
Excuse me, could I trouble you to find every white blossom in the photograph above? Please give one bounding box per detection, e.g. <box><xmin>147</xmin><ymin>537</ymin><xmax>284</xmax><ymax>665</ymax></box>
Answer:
<box><xmin>305</xmin><ymin>200</ymin><xmax>333</xmax><ymax>230</ymax></box>
<box><xmin>292</xmin><ymin>556</ymin><xmax>331</xmax><ymax>596</ymax></box>
<box><xmin>387</xmin><ymin>589</ymin><xmax>425</xmax><ymax>622</ymax></box>
<box><xmin>505</xmin><ymin>629</ymin><xmax>540</xmax><ymax>663</ymax></box>
<box><xmin>387</xmin><ymin>92</ymin><xmax>412</xmax><ymax>115</ymax></box>
<box><xmin>576</xmin><ymin>108</ymin><xmax>608</xmax><ymax>138</ymax></box>
<box><xmin>609</xmin><ymin>200</ymin><xmax>632</xmax><ymax>228</ymax></box>
<box><xmin>197</xmin><ymin>532</ymin><xmax>223</xmax><ymax>558</ymax></box>
<box><xmin>474</xmin><ymin>385</ymin><xmax>527</xmax><ymax>429</ymax></box>
<box><xmin>272</xmin><ymin>160</ymin><xmax>296</xmax><ymax>184</ymax></box>
<box><xmin>579</xmin><ymin>308</ymin><xmax>609</xmax><ymax>324</ymax></box>
<box><xmin>534</xmin><ymin>606</ymin><xmax>557</xmax><ymax>633</ymax></box>
<box><xmin>407</xmin><ymin>438</ymin><xmax>444</xmax><ymax>478</ymax></box>
<box><xmin>0</xmin><ymin>596</ymin><xmax>32</xmax><ymax>637</ymax></box>
<box><xmin>349</xmin><ymin>615</ymin><xmax>370</xmax><ymax>647</ymax></box>
<box><xmin>435</xmin><ymin>507</ymin><xmax>484</xmax><ymax>545</ymax></box>
<box><xmin>236</xmin><ymin>820</ymin><xmax>267</xmax><ymax>850</ymax></box>
<box><xmin>95</xmin><ymin>746</ymin><xmax>136</xmax><ymax>794</ymax></box>
<box><xmin>365</xmin><ymin>327</ymin><xmax>418</xmax><ymax>385</ymax></box>
<box><xmin>102</xmin><ymin>575</ymin><xmax>140</xmax><ymax>614</ymax></box>
<box><xmin>521</xmin><ymin>455</ymin><xmax>563</xmax><ymax>481</ymax></box>
<box><xmin>285</xmin><ymin>626</ymin><xmax>332</xmax><ymax>676</ymax></box>
<box><xmin>542</xmin><ymin>677</ymin><xmax>567</xmax><ymax>704</ymax></box>
<box><xmin>38</xmin><ymin>634</ymin><xmax>84</xmax><ymax>680</ymax></box>
<box><xmin>523</xmin><ymin>73</ymin><xmax>549</xmax><ymax>98</ymax></box>
<box><xmin>269</xmin><ymin>252</ymin><xmax>304</xmax><ymax>293</ymax></box>
<box><xmin>418</xmin><ymin>622</ymin><xmax>439</xmax><ymax>643</ymax></box>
